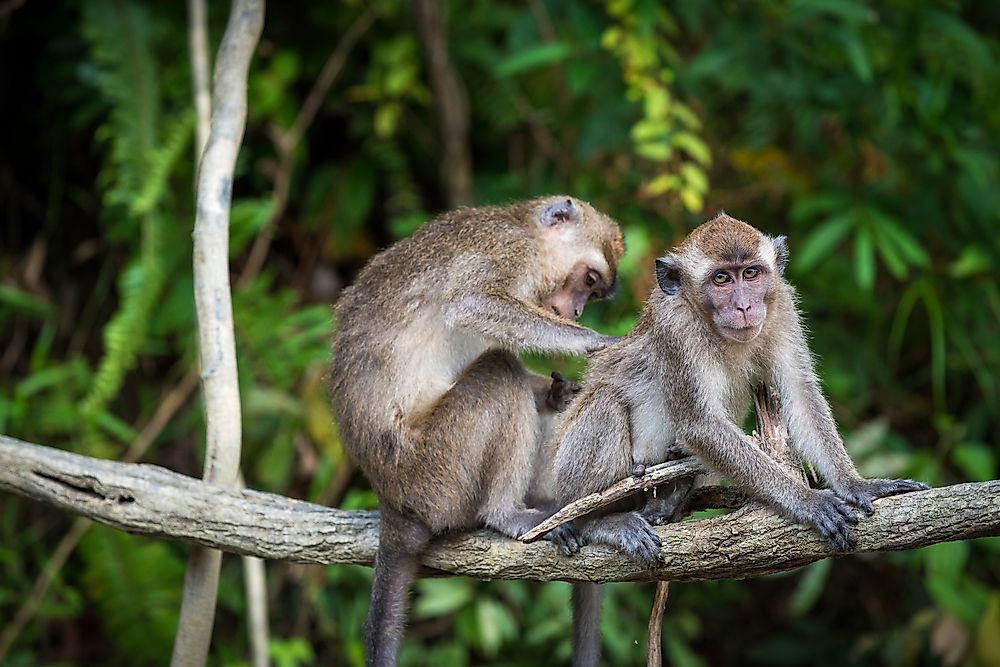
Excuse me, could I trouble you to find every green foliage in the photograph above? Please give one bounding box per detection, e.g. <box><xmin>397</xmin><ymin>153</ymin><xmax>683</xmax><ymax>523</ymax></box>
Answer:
<box><xmin>1</xmin><ymin>0</ymin><xmax>998</xmax><ymax>665</ymax></box>
<box><xmin>77</xmin><ymin>1</ymin><xmax>194</xmax><ymax>439</ymax></box>
<box><xmin>603</xmin><ymin>0</ymin><xmax>710</xmax><ymax>210</ymax></box>
<box><xmin>78</xmin><ymin>527</ymin><xmax>184</xmax><ymax>663</ymax></box>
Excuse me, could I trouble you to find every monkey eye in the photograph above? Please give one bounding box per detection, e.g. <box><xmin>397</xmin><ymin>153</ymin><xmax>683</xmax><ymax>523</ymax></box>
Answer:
<box><xmin>743</xmin><ymin>267</ymin><xmax>761</xmax><ymax>280</ymax></box>
<box><xmin>712</xmin><ymin>271</ymin><xmax>730</xmax><ymax>285</ymax></box>
<box><xmin>585</xmin><ymin>270</ymin><xmax>599</xmax><ymax>288</ymax></box>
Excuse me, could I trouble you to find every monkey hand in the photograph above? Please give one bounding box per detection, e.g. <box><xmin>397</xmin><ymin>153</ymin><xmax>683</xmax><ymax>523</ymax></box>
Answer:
<box><xmin>585</xmin><ymin>334</ymin><xmax>621</xmax><ymax>354</ymax></box>
<box><xmin>544</xmin><ymin>522</ymin><xmax>585</xmax><ymax>555</ymax></box>
<box><xmin>546</xmin><ymin>372</ymin><xmax>582</xmax><ymax>411</ymax></box>
<box><xmin>617</xmin><ymin>513</ymin><xmax>663</xmax><ymax>568</ymax></box>
<box><xmin>834</xmin><ymin>478</ymin><xmax>931</xmax><ymax>515</ymax></box>
<box><xmin>803</xmin><ymin>489</ymin><xmax>859</xmax><ymax>552</ymax></box>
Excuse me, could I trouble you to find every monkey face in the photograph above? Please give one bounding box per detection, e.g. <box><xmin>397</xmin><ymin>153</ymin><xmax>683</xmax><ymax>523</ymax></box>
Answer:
<box><xmin>703</xmin><ymin>264</ymin><xmax>771</xmax><ymax>342</ymax></box>
<box><xmin>543</xmin><ymin>261</ymin><xmax>616</xmax><ymax>321</ymax></box>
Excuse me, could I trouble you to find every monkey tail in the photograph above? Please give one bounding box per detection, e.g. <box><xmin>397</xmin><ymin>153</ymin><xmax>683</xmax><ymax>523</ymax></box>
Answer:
<box><xmin>571</xmin><ymin>582</ymin><xmax>603</xmax><ymax>667</ymax></box>
<box><xmin>364</xmin><ymin>506</ymin><xmax>431</xmax><ymax>667</ymax></box>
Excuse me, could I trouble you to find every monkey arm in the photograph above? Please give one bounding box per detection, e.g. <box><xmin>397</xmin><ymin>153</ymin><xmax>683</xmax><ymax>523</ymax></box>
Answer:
<box><xmin>443</xmin><ymin>291</ymin><xmax>616</xmax><ymax>355</ymax></box>
<box><xmin>679</xmin><ymin>415</ymin><xmax>816</xmax><ymax>515</ymax></box>
<box><xmin>769</xmin><ymin>324</ymin><xmax>864</xmax><ymax>491</ymax></box>
<box><xmin>680</xmin><ymin>415</ymin><xmax>859</xmax><ymax>551</ymax></box>
<box><xmin>771</xmin><ymin>326</ymin><xmax>930</xmax><ymax>512</ymax></box>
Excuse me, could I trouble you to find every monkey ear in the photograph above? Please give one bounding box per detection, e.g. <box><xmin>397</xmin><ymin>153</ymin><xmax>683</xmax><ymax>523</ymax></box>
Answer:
<box><xmin>655</xmin><ymin>256</ymin><xmax>682</xmax><ymax>295</ymax></box>
<box><xmin>539</xmin><ymin>198</ymin><xmax>580</xmax><ymax>228</ymax></box>
<box><xmin>772</xmin><ymin>236</ymin><xmax>789</xmax><ymax>276</ymax></box>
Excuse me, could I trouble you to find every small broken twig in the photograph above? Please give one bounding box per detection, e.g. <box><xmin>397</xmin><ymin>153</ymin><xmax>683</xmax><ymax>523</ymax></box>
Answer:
<box><xmin>519</xmin><ymin>457</ymin><xmax>705</xmax><ymax>543</ymax></box>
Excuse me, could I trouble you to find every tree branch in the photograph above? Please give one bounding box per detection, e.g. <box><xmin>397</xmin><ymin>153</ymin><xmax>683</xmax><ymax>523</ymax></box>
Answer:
<box><xmin>3</xmin><ymin>435</ymin><xmax>997</xmax><ymax>584</ymax></box>
<box><xmin>180</xmin><ymin>0</ymin><xmax>263</xmax><ymax>664</ymax></box>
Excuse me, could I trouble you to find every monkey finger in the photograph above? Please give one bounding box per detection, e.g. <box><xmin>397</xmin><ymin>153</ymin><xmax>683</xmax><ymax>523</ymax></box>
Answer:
<box><xmin>874</xmin><ymin>478</ymin><xmax>931</xmax><ymax>497</ymax></box>
<box><xmin>819</xmin><ymin>520</ymin><xmax>855</xmax><ymax>552</ymax></box>
<box><xmin>837</xmin><ymin>499</ymin><xmax>863</xmax><ymax>523</ymax></box>
<box><xmin>548</xmin><ymin>525</ymin><xmax>582</xmax><ymax>555</ymax></box>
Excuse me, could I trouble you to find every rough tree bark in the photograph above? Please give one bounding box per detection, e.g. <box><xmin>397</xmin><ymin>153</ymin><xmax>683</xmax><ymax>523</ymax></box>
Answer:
<box><xmin>2</xmin><ymin>435</ymin><xmax>997</xmax><ymax>584</ymax></box>
<box><xmin>175</xmin><ymin>1</ymin><xmax>263</xmax><ymax>666</ymax></box>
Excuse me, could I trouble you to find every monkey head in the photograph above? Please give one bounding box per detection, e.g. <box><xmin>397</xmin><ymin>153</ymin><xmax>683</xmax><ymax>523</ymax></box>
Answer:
<box><xmin>531</xmin><ymin>196</ymin><xmax>624</xmax><ymax>321</ymax></box>
<box><xmin>654</xmin><ymin>213</ymin><xmax>788</xmax><ymax>343</ymax></box>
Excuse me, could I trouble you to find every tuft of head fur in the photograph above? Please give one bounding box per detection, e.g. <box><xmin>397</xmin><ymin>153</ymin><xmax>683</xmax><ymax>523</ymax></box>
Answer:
<box><xmin>678</xmin><ymin>212</ymin><xmax>764</xmax><ymax>264</ymax></box>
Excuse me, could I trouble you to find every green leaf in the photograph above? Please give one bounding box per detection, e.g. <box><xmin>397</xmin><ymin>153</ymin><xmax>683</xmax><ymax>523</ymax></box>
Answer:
<box><xmin>475</xmin><ymin>598</ymin><xmax>516</xmax><ymax>656</ymax></box>
<box><xmin>673</xmin><ymin>131</ymin><xmax>712</xmax><ymax>165</ymax></box>
<box><xmin>854</xmin><ymin>226</ymin><xmax>875</xmax><ymax>290</ymax></box>
<box><xmin>645</xmin><ymin>173</ymin><xmax>680</xmax><ymax>196</ymax></box>
<box><xmin>949</xmin><ymin>245</ymin><xmax>991</xmax><ymax>278</ymax></box>
<box><xmin>796</xmin><ymin>213</ymin><xmax>854</xmax><ymax>271</ymax></box>
<box><xmin>924</xmin><ymin>541</ymin><xmax>968</xmax><ymax>581</ymax></box>
<box><xmin>0</xmin><ymin>284</ymin><xmax>56</xmax><ymax>318</ymax></box>
<box><xmin>871</xmin><ymin>210</ymin><xmax>930</xmax><ymax>267</ymax></box>
<box><xmin>871</xmin><ymin>219</ymin><xmax>909</xmax><ymax>279</ymax></box>
<box><xmin>413</xmin><ymin>578</ymin><xmax>474</xmax><ymax>618</ymax></box>
<box><xmin>679</xmin><ymin>187</ymin><xmax>704</xmax><ymax>212</ymax></box>
<box><xmin>951</xmin><ymin>442</ymin><xmax>997</xmax><ymax>482</ymax></box>
<box><xmin>631</xmin><ymin>118</ymin><xmax>669</xmax><ymax>143</ymax></box>
<box><xmin>636</xmin><ymin>140</ymin><xmax>672</xmax><ymax>162</ymax></box>
<box><xmin>494</xmin><ymin>42</ymin><xmax>572</xmax><ymax>77</ymax></box>
<box><xmin>374</xmin><ymin>102</ymin><xmax>401</xmax><ymax>138</ymax></box>
<box><xmin>680</xmin><ymin>163</ymin><xmax>709</xmax><ymax>193</ymax></box>
<box><xmin>790</xmin><ymin>558</ymin><xmax>832</xmax><ymax>616</ymax></box>
<box><xmin>842</xmin><ymin>33</ymin><xmax>873</xmax><ymax>82</ymax></box>
<box><xmin>790</xmin><ymin>194</ymin><xmax>853</xmax><ymax>222</ymax></box>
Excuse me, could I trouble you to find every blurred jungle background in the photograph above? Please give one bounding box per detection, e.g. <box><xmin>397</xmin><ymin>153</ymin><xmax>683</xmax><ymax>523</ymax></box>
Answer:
<box><xmin>1</xmin><ymin>0</ymin><xmax>998</xmax><ymax>665</ymax></box>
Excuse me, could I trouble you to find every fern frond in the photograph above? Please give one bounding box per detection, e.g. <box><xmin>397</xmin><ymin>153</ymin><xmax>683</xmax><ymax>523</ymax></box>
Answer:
<box><xmin>79</xmin><ymin>527</ymin><xmax>183</xmax><ymax>662</ymax></box>
<box><xmin>78</xmin><ymin>2</ymin><xmax>191</xmax><ymax>425</ymax></box>
<box><xmin>132</xmin><ymin>112</ymin><xmax>194</xmax><ymax>216</ymax></box>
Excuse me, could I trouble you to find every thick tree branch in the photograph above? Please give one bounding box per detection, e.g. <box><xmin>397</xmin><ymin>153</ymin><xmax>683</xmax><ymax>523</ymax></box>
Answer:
<box><xmin>2</xmin><ymin>435</ymin><xmax>997</xmax><ymax>584</ymax></box>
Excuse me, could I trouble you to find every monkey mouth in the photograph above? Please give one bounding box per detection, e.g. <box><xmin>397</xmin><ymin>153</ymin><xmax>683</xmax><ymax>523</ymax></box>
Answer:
<box><xmin>720</xmin><ymin>324</ymin><xmax>761</xmax><ymax>343</ymax></box>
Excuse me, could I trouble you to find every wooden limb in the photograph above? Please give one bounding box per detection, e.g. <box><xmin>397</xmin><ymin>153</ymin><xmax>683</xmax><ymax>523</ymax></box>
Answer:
<box><xmin>242</xmin><ymin>554</ymin><xmax>270</xmax><ymax>667</ymax></box>
<box><xmin>3</xmin><ymin>436</ymin><xmax>997</xmax><ymax>584</ymax></box>
<box><xmin>753</xmin><ymin>383</ymin><xmax>803</xmax><ymax>480</ymax></box>
<box><xmin>187</xmin><ymin>0</ymin><xmax>211</xmax><ymax>161</ymax></box>
<box><xmin>520</xmin><ymin>458</ymin><xmax>705</xmax><ymax>543</ymax></box>
<box><xmin>646</xmin><ymin>581</ymin><xmax>670</xmax><ymax>667</ymax></box>
<box><xmin>178</xmin><ymin>1</ymin><xmax>263</xmax><ymax>665</ymax></box>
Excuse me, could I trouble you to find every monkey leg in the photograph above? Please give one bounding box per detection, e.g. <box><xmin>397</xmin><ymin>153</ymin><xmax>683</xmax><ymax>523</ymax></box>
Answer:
<box><xmin>403</xmin><ymin>350</ymin><xmax>580</xmax><ymax>551</ymax></box>
<box><xmin>364</xmin><ymin>505</ymin><xmax>431</xmax><ymax>667</ymax></box>
<box><xmin>578</xmin><ymin>511</ymin><xmax>662</xmax><ymax>568</ymax></box>
<box><xmin>643</xmin><ymin>476</ymin><xmax>697</xmax><ymax>525</ymax></box>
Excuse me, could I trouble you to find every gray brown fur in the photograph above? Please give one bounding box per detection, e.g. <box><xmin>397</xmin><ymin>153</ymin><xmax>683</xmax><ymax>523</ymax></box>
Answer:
<box><xmin>329</xmin><ymin>196</ymin><xmax>624</xmax><ymax>667</ymax></box>
<box><xmin>548</xmin><ymin>213</ymin><xmax>928</xmax><ymax>666</ymax></box>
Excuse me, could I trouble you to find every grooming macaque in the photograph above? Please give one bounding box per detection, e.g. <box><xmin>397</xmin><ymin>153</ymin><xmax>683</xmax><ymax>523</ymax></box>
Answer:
<box><xmin>330</xmin><ymin>196</ymin><xmax>624</xmax><ymax>667</ymax></box>
<box><xmin>548</xmin><ymin>213</ymin><xmax>928</xmax><ymax>665</ymax></box>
